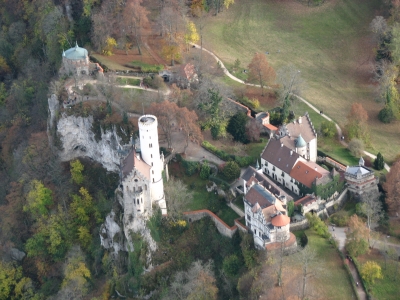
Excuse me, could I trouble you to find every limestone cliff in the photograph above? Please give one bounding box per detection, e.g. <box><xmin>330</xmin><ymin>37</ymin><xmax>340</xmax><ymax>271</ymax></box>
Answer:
<box><xmin>57</xmin><ymin>114</ymin><xmax>122</xmax><ymax>172</ymax></box>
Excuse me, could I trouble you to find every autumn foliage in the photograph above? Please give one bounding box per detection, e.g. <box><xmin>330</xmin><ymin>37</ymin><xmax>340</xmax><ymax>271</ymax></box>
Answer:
<box><xmin>247</xmin><ymin>53</ymin><xmax>276</xmax><ymax>96</ymax></box>
<box><xmin>383</xmin><ymin>159</ymin><xmax>400</xmax><ymax>213</ymax></box>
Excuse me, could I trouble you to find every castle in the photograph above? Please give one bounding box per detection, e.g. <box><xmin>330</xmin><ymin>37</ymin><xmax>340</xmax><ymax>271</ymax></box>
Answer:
<box><xmin>119</xmin><ymin>115</ymin><xmax>167</xmax><ymax>219</ymax></box>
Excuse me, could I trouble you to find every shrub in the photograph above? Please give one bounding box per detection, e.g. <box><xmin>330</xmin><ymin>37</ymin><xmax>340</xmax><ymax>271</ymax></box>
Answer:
<box><xmin>320</xmin><ymin>120</ymin><xmax>336</xmax><ymax>138</ymax></box>
<box><xmin>306</xmin><ymin>213</ymin><xmax>331</xmax><ymax>238</ymax></box>
<box><xmin>200</xmin><ymin>162</ymin><xmax>211</xmax><ymax>180</ymax></box>
<box><xmin>378</xmin><ymin>106</ymin><xmax>396</xmax><ymax>123</ymax></box>
<box><xmin>143</xmin><ymin>75</ymin><xmax>166</xmax><ymax>90</ymax></box>
<box><xmin>348</xmin><ymin>138</ymin><xmax>364</xmax><ymax>157</ymax></box>
<box><xmin>222</xmin><ymin>161</ymin><xmax>241</xmax><ymax>182</ymax></box>
<box><xmin>181</xmin><ymin>160</ymin><xmax>199</xmax><ymax>176</ymax></box>
<box><xmin>223</xmin><ymin>255</ymin><xmax>241</xmax><ymax>277</ymax></box>
<box><xmin>330</xmin><ymin>211</ymin><xmax>349</xmax><ymax>227</ymax></box>
<box><xmin>131</xmin><ymin>61</ymin><xmax>163</xmax><ymax>73</ymax></box>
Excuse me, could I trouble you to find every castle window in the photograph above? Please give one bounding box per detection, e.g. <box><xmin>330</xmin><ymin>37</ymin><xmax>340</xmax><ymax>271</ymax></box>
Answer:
<box><xmin>152</xmin><ymin>170</ymin><xmax>154</xmax><ymax>174</ymax></box>
<box><xmin>137</xmin><ymin>199</ymin><xmax>139</xmax><ymax>204</ymax></box>
<box><xmin>149</xmin><ymin>143</ymin><xmax>152</xmax><ymax>148</ymax></box>
<box><xmin>141</xmin><ymin>198</ymin><xmax>143</xmax><ymax>203</ymax></box>
<box><xmin>145</xmin><ymin>185</ymin><xmax>147</xmax><ymax>190</ymax></box>
<box><xmin>153</xmin><ymin>178</ymin><xmax>155</xmax><ymax>183</ymax></box>
<box><xmin>151</xmin><ymin>162</ymin><xmax>153</xmax><ymax>166</ymax></box>
<box><xmin>151</xmin><ymin>154</ymin><xmax>153</xmax><ymax>158</ymax></box>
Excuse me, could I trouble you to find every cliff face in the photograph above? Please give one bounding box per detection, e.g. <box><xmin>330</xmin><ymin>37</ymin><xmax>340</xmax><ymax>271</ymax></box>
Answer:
<box><xmin>57</xmin><ymin>114</ymin><xmax>121</xmax><ymax>172</ymax></box>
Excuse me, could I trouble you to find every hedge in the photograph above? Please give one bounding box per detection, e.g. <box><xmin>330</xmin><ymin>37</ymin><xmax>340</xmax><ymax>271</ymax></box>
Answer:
<box><xmin>202</xmin><ymin>141</ymin><xmax>255</xmax><ymax>167</ymax></box>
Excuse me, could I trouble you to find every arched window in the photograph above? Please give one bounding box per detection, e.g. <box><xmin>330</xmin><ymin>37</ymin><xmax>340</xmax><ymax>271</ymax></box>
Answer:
<box><xmin>153</xmin><ymin>178</ymin><xmax>155</xmax><ymax>183</ymax></box>
<box><xmin>137</xmin><ymin>199</ymin><xmax>139</xmax><ymax>204</ymax></box>
<box><xmin>145</xmin><ymin>185</ymin><xmax>147</xmax><ymax>190</ymax></box>
<box><xmin>141</xmin><ymin>198</ymin><xmax>143</xmax><ymax>203</ymax></box>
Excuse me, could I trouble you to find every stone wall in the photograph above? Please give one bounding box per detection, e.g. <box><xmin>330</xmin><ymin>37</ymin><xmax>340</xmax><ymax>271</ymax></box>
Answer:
<box><xmin>183</xmin><ymin>210</ymin><xmax>238</xmax><ymax>238</ymax></box>
<box><xmin>290</xmin><ymin>219</ymin><xmax>309</xmax><ymax>231</ymax></box>
<box><xmin>325</xmin><ymin>188</ymin><xmax>348</xmax><ymax>214</ymax></box>
<box><xmin>227</xmin><ymin>202</ymin><xmax>245</xmax><ymax>217</ymax></box>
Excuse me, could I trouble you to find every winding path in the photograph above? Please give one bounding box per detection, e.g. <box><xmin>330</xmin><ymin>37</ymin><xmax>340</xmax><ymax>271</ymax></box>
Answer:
<box><xmin>191</xmin><ymin>43</ymin><xmax>390</xmax><ymax>172</ymax></box>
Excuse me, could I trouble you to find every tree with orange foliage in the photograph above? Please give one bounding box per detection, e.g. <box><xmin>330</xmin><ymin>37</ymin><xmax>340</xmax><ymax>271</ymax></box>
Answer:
<box><xmin>345</xmin><ymin>102</ymin><xmax>370</xmax><ymax>143</ymax></box>
<box><xmin>148</xmin><ymin>100</ymin><xmax>178</xmax><ymax>149</ymax></box>
<box><xmin>123</xmin><ymin>0</ymin><xmax>149</xmax><ymax>55</ymax></box>
<box><xmin>383</xmin><ymin>159</ymin><xmax>400</xmax><ymax>214</ymax></box>
<box><xmin>346</xmin><ymin>214</ymin><xmax>369</xmax><ymax>257</ymax></box>
<box><xmin>247</xmin><ymin>53</ymin><xmax>275</xmax><ymax>96</ymax></box>
<box><xmin>177</xmin><ymin>107</ymin><xmax>203</xmax><ymax>153</ymax></box>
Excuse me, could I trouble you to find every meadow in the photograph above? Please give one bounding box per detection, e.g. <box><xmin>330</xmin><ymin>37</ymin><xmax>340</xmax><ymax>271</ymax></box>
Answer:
<box><xmin>203</xmin><ymin>0</ymin><xmax>400</xmax><ymax>162</ymax></box>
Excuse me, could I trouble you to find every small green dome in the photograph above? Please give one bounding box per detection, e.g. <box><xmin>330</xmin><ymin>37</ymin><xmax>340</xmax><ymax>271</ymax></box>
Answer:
<box><xmin>295</xmin><ymin>134</ymin><xmax>306</xmax><ymax>148</ymax></box>
<box><xmin>64</xmin><ymin>42</ymin><xmax>88</xmax><ymax>60</ymax></box>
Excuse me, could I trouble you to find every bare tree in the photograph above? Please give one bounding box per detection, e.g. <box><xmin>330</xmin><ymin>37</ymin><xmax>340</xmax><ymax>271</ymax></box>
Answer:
<box><xmin>177</xmin><ymin>107</ymin><xmax>203</xmax><ymax>153</ymax></box>
<box><xmin>164</xmin><ymin>177</ymin><xmax>193</xmax><ymax>221</ymax></box>
<box><xmin>360</xmin><ymin>190</ymin><xmax>383</xmax><ymax>232</ymax></box>
<box><xmin>299</xmin><ymin>245</ymin><xmax>316</xmax><ymax>300</ymax></box>
<box><xmin>165</xmin><ymin>260</ymin><xmax>218</xmax><ymax>300</ymax></box>
<box><xmin>370</xmin><ymin>16</ymin><xmax>388</xmax><ymax>41</ymax></box>
<box><xmin>276</xmin><ymin>65</ymin><xmax>305</xmax><ymax>120</ymax></box>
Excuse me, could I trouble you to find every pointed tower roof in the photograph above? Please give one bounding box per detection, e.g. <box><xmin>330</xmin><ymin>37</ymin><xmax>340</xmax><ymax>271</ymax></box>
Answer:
<box><xmin>295</xmin><ymin>134</ymin><xmax>307</xmax><ymax>148</ymax></box>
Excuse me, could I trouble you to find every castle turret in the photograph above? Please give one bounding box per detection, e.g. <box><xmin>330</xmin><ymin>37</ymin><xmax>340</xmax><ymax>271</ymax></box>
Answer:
<box><xmin>138</xmin><ymin>115</ymin><xmax>166</xmax><ymax>212</ymax></box>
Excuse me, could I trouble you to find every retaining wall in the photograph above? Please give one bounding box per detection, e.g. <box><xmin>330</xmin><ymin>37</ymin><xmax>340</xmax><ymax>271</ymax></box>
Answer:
<box><xmin>227</xmin><ymin>202</ymin><xmax>245</xmax><ymax>217</ymax></box>
<box><xmin>183</xmin><ymin>210</ymin><xmax>238</xmax><ymax>238</ymax></box>
<box><xmin>290</xmin><ymin>219</ymin><xmax>309</xmax><ymax>231</ymax></box>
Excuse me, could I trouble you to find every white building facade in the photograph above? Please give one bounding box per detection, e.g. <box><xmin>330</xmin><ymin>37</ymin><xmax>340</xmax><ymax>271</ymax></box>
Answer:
<box><xmin>120</xmin><ymin>115</ymin><xmax>167</xmax><ymax>220</ymax></box>
<box><xmin>244</xmin><ymin>183</ymin><xmax>291</xmax><ymax>249</ymax></box>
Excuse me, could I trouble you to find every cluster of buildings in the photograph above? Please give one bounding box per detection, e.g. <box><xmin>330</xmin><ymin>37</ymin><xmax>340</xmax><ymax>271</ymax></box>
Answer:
<box><xmin>60</xmin><ymin>44</ymin><xmax>379</xmax><ymax>252</ymax></box>
<box><xmin>237</xmin><ymin>112</ymin><xmax>378</xmax><ymax>250</ymax></box>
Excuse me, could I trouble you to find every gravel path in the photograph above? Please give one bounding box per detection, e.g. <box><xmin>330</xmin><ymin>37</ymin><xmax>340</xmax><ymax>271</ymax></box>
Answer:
<box><xmin>191</xmin><ymin>43</ymin><xmax>390</xmax><ymax>172</ymax></box>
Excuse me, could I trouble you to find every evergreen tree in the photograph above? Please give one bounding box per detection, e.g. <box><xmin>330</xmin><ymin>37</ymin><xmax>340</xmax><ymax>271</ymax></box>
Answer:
<box><xmin>227</xmin><ymin>112</ymin><xmax>249</xmax><ymax>143</ymax></box>
<box><xmin>374</xmin><ymin>152</ymin><xmax>385</xmax><ymax>170</ymax></box>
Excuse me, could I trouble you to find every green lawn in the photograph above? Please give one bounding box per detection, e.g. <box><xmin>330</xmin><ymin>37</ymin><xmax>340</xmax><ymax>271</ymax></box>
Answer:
<box><xmin>287</xmin><ymin>230</ymin><xmax>355</xmax><ymax>299</ymax></box>
<box><xmin>202</xmin><ymin>0</ymin><xmax>400</xmax><ymax>162</ymax></box>
<box><xmin>246</xmin><ymin>138</ymin><xmax>267</xmax><ymax>160</ymax></box>
<box><xmin>116</xmin><ymin>77</ymin><xmax>141</xmax><ymax>86</ymax></box>
<box><xmin>172</xmin><ymin>164</ymin><xmax>239</xmax><ymax>226</ymax></box>
<box><xmin>358</xmin><ymin>250</ymin><xmax>400</xmax><ymax>299</ymax></box>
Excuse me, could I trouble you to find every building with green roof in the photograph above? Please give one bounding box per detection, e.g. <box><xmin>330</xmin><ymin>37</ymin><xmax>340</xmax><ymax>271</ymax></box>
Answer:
<box><xmin>62</xmin><ymin>42</ymin><xmax>89</xmax><ymax>76</ymax></box>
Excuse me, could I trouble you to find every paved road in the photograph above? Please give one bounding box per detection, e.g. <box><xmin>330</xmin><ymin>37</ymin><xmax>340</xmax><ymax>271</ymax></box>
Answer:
<box><xmin>191</xmin><ymin>43</ymin><xmax>391</xmax><ymax>172</ymax></box>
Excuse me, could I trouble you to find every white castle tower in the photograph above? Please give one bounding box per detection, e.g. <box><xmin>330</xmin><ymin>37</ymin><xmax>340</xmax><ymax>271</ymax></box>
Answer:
<box><xmin>138</xmin><ymin>115</ymin><xmax>166</xmax><ymax>211</ymax></box>
<box><xmin>120</xmin><ymin>115</ymin><xmax>167</xmax><ymax>219</ymax></box>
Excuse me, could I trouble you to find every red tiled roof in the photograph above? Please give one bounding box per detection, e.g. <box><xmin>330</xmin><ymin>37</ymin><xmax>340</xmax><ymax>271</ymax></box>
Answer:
<box><xmin>264</xmin><ymin>123</ymin><xmax>278</xmax><ymax>131</ymax></box>
<box><xmin>290</xmin><ymin>161</ymin><xmax>324</xmax><ymax>188</ymax></box>
<box><xmin>271</xmin><ymin>214</ymin><xmax>290</xmax><ymax>227</ymax></box>
<box><xmin>294</xmin><ymin>194</ymin><xmax>317</xmax><ymax>207</ymax></box>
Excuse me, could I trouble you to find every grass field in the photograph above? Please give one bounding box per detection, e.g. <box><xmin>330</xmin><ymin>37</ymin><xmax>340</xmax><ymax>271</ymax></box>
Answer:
<box><xmin>116</xmin><ymin>77</ymin><xmax>141</xmax><ymax>86</ymax></box>
<box><xmin>263</xmin><ymin>229</ymin><xmax>355</xmax><ymax>299</ymax></box>
<box><xmin>357</xmin><ymin>248</ymin><xmax>400</xmax><ymax>299</ymax></box>
<box><xmin>203</xmin><ymin>0</ymin><xmax>400</xmax><ymax>162</ymax></box>
<box><xmin>295</xmin><ymin>230</ymin><xmax>355</xmax><ymax>299</ymax></box>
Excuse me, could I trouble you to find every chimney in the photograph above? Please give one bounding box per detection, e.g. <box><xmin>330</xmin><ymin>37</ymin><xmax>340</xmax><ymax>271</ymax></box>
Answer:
<box><xmin>298</xmin><ymin>116</ymin><xmax>302</xmax><ymax>124</ymax></box>
<box><xmin>290</xmin><ymin>150</ymin><xmax>293</xmax><ymax>156</ymax></box>
<box><xmin>315</xmin><ymin>167</ymin><xmax>317</xmax><ymax>171</ymax></box>
<box><xmin>281</xmin><ymin>143</ymin><xmax>283</xmax><ymax>147</ymax></box>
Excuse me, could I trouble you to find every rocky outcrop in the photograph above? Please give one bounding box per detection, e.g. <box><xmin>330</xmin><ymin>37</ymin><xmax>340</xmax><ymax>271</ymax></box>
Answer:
<box><xmin>57</xmin><ymin>114</ymin><xmax>122</xmax><ymax>172</ymax></box>
<box><xmin>100</xmin><ymin>210</ymin><xmax>125</xmax><ymax>254</ymax></box>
